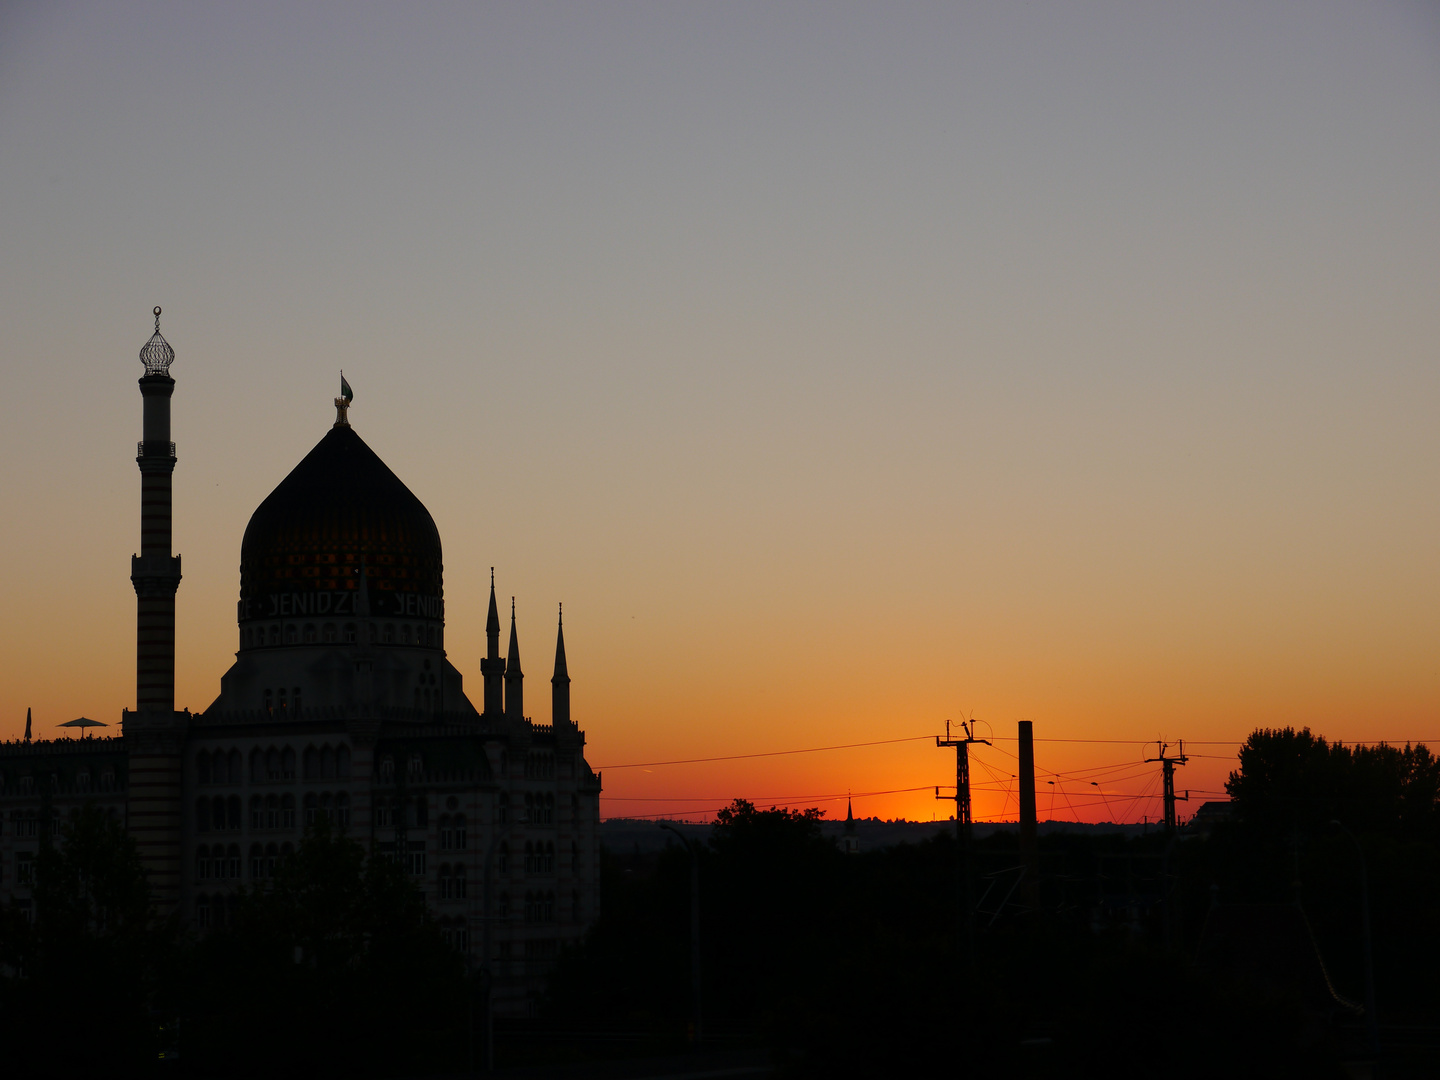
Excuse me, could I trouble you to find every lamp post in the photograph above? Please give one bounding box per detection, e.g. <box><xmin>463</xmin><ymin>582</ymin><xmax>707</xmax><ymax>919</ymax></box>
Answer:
<box><xmin>658</xmin><ymin>822</ymin><xmax>702</xmax><ymax>1044</ymax></box>
<box><xmin>1331</xmin><ymin>820</ymin><xmax>1379</xmax><ymax>1059</ymax></box>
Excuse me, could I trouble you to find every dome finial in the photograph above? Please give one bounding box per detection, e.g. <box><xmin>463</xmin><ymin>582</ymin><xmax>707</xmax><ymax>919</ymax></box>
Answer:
<box><xmin>334</xmin><ymin>371</ymin><xmax>354</xmax><ymax>428</ymax></box>
<box><xmin>139</xmin><ymin>306</ymin><xmax>175</xmax><ymax>376</ymax></box>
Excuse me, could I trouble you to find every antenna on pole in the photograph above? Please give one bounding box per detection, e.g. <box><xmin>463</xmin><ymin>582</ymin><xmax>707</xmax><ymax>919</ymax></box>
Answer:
<box><xmin>1145</xmin><ymin>739</ymin><xmax>1190</xmax><ymax>835</ymax></box>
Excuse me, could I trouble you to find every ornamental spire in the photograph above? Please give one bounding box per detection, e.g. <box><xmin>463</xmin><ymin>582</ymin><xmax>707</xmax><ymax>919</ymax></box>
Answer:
<box><xmin>139</xmin><ymin>306</ymin><xmax>175</xmax><ymax>376</ymax></box>
<box><xmin>334</xmin><ymin>371</ymin><xmax>354</xmax><ymax>428</ymax></box>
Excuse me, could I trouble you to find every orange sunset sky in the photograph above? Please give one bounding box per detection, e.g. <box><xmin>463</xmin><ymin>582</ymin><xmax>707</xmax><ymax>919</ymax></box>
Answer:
<box><xmin>1</xmin><ymin>3</ymin><xmax>1437</xmax><ymax>824</ymax></box>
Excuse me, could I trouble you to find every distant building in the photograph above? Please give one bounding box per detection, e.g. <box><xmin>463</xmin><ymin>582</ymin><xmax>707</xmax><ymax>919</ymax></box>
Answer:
<box><xmin>0</xmin><ymin>313</ymin><xmax>601</xmax><ymax>1015</ymax></box>
<box><xmin>842</xmin><ymin>799</ymin><xmax>859</xmax><ymax>855</ymax></box>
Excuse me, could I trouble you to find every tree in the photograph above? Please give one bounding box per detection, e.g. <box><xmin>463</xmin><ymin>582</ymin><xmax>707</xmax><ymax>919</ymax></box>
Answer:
<box><xmin>0</xmin><ymin>804</ymin><xmax>169</xmax><ymax>1077</ymax></box>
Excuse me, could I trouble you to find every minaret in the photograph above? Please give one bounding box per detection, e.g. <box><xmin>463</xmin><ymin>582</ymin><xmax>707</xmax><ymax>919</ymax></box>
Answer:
<box><xmin>551</xmin><ymin>603</ymin><xmax>571</xmax><ymax>727</ymax></box>
<box><xmin>504</xmin><ymin>598</ymin><xmax>524</xmax><ymax>722</ymax></box>
<box><xmin>481</xmin><ymin>569</ymin><xmax>504</xmax><ymax>717</ymax></box>
<box><xmin>127</xmin><ymin>307</ymin><xmax>186</xmax><ymax>912</ymax></box>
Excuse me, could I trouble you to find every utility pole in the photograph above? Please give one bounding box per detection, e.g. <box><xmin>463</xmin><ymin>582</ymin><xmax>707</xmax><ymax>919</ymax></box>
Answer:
<box><xmin>1145</xmin><ymin>741</ymin><xmax>1189</xmax><ymax>835</ymax></box>
<box><xmin>937</xmin><ymin>720</ymin><xmax>990</xmax><ymax>952</ymax></box>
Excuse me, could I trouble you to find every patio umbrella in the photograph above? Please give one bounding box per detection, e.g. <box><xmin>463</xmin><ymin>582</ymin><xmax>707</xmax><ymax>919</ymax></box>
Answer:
<box><xmin>59</xmin><ymin>717</ymin><xmax>108</xmax><ymax>739</ymax></box>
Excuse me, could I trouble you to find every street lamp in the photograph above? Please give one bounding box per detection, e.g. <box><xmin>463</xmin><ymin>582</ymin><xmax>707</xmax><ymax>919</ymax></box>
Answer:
<box><xmin>1330</xmin><ymin>820</ymin><xmax>1379</xmax><ymax>1060</ymax></box>
<box><xmin>658</xmin><ymin>822</ymin><xmax>702</xmax><ymax>1044</ymax></box>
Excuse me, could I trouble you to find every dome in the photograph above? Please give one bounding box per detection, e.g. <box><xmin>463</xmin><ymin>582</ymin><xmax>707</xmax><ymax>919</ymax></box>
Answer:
<box><xmin>238</xmin><ymin>425</ymin><xmax>443</xmax><ymax>627</ymax></box>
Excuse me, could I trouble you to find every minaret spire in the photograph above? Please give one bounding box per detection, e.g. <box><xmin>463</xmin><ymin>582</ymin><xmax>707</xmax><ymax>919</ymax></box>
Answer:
<box><xmin>481</xmin><ymin>567</ymin><xmax>505</xmax><ymax>717</ymax></box>
<box><xmin>334</xmin><ymin>371</ymin><xmax>353</xmax><ymax>428</ymax></box>
<box><xmin>504</xmin><ymin>597</ymin><xmax>524</xmax><ymax>722</ymax></box>
<box><xmin>24</xmin><ymin>707</ymin><xmax>31</xmax><ymax>743</ymax></box>
<box><xmin>551</xmin><ymin>602</ymin><xmax>571</xmax><ymax>727</ymax></box>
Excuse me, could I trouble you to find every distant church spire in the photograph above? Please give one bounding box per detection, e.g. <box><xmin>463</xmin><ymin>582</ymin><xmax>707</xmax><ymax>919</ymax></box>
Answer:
<box><xmin>481</xmin><ymin>569</ymin><xmax>505</xmax><ymax>718</ymax></box>
<box><xmin>504</xmin><ymin>598</ymin><xmax>524</xmax><ymax>721</ymax></box>
<box><xmin>24</xmin><ymin>707</ymin><xmax>31</xmax><ymax>742</ymax></box>
<box><xmin>552</xmin><ymin>603</ymin><xmax>571</xmax><ymax>727</ymax></box>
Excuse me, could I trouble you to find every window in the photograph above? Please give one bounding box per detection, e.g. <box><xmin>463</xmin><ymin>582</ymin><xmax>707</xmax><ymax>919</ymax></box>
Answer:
<box><xmin>406</xmin><ymin>842</ymin><xmax>426</xmax><ymax>876</ymax></box>
<box><xmin>454</xmin><ymin>865</ymin><xmax>467</xmax><ymax>899</ymax></box>
<box><xmin>383</xmin><ymin>624</ymin><xmax>394</xmax><ymax>644</ymax></box>
<box><xmin>375</xmin><ymin>798</ymin><xmax>391</xmax><ymax>829</ymax></box>
<box><xmin>336</xmin><ymin>746</ymin><xmax>351</xmax><ymax>778</ymax></box>
<box><xmin>498</xmin><ymin>792</ymin><xmax>508</xmax><ymax>824</ymax></box>
<box><xmin>543</xmin><ymin>793</ymin><xmax>554</xmax><ymax>825</ymax></box>
<box><xmin>197</xmin><ymin>895</ymin><xmax>210</xmax><ymax>929</ymax></box>
<box><xmin>498</xmin><ymin>892</ymin><xmax>509</xmax><ymax>919</ymax></box>
<box><xmin>250</xmin><ymin>749</ymin><xmax>264</xmax><ymax>783</ymax></box>
<box><xmin>227</xmin><ymin>795</ymin><xmax>242</xmax><ymax>830</ymax></box>
<box><xmin>524</xmin><ymin>842</ymin><xmax>535</xmax><ymax>874</ymax></box>
<box><xmin>198</xmin><ymin>754</ymin><xmax>212</xmax><ymax>784</ymax></box>
<box><xmin>17</xmin><ymin>852</ymin><xmax>35</xmax><ymax>885</ymax></box>
<box><xmin>304</xmin><ymin>793</ymin><xmax>318</xmax><ymax>827</ymax></box>
<box><xmin>401</xmin><ymin>624</ymin><xmax>412</xmax><ymax>645</ymax></box>
<box><xmin>228</xmin><ymin>750</ymin><xmax>242</xmax><ymax>783</ymax></box>
<box><xmin>440</xmin><ymin>815</ymin><xmax>453</xmax><ymax>851</ymax></box>
<box><xmin>336</xmin><ymin>792</ymin><xmax>350</xmax><ymax>828</ymax></box>
<box><xmin>282</xmin><ymin>794</ymin><xmax>295</xmax><ymax>829</ymax></box>
<box><xmin>19</xmin><ymin>776</ymin><xmax>34</xmax><ymax>796</ymax></box>
<box><xmin>322</xmin><ymin>746</ymin><xmax>335</xmax><ymax>779</ymax></box>
<box><xmin>323</xmin><ymin>623</ymin><xmax>337</xmax><ymax>643</ymax></box>
<box><xmin>343</xmin><ymin>623</ymin><xmax>357</xmax><ymax>643</ymax></box>
<box><xmin>265</xmin><ymin>843</ymin><xmax>278</xmax><ymax>878</ymax></box>
<box><xmin>303</xmin><ymin>747</ymin><xmax>318</xmax><ymax>780</ymax></box>
<box><xmin>285</xmin><ymin>625</ymin><xmax>298</xmax><ymax>645</ymax></box>
<box><xmin>266</xmin><ymin>748</ymin><xmax>280</xmax><ymax>781</ymax></box>
<box><xmin>227</xmin><ymin>845</ymin><xmax>241</xmax><ymax>880</ymax></box>
<box><xmin>282</xmin><ymin>747</ymin><xmax>296</xmax><ymax>779</ymax></box>
<box><xmin>196</xmin><ymin>798</ymin><xmax>211</xmax><ymax>833</ymax></box>
<box><xmin>498</xmin><ymin>843</ymin><xmax>508</xmax><ymax>874</ymax></box>
<box><xmin>197</xmin><ymin>846</ymin><xmax>210</xmax><ymax>880</ymax></box>
<box><xmin>304</xmin><ymin>624</ymin><xmax>317</xmax><ymax>643</ymax></box>
<box><xmin>249</xmin><ymin>844</ymin><xmax>263</xmax><ymax>880</ymax></box>
<box><xmin>439</xmin><ymin>865</ymin><xmax>452</xmax><ymax>900</ymax></box>
<box><xmin>380</xmin><ymin>756</ymin><xmax>394</xmax><ymax>783</ymax></box>
<box><xmin>543</xmin><ymin>842</ymin><xmax>555</xmax><ymax>873</ymax></box>
<box><xmin>101</xmin><ymin>768</ymin><xmax>116</xmax><ymax>792</ymax></box>
<box><xmin>265</xmin><ymin>795</ymin><xmax>278</xmax><ymax>829</ymax></box>
<box><xmin>408</xmin><ymin>754</ymin><xmax>423</xmax><ymax>781</ymax></box>
<box><xmin>455</xmin><ymin>814</ymin><xmax>468</xmax><ymax>850</ymax></box>
<box><xmin>250</xmin><ymin>795</ymin><xmax>263</xmax><ymax>830</ymax></box>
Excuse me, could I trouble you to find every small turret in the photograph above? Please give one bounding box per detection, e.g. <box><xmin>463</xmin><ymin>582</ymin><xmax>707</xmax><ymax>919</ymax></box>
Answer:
<box><xmin>504</xmin><ymin>598</ymin><xmax>524</xmax><ymax>722</ymax></box>
<box><xmin>551</xmin><ymin>603</ymin><xmax>571</xmax><ymax>727</ymax></box>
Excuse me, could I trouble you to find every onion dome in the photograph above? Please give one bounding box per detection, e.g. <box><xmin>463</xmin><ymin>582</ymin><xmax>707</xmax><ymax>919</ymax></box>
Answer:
<box><xmin>140</xmin><ymin>306</ymin><xmax>175</xmax><ymax>376</ymax></box>
<box><xmin>238</xmin><ymin>425</ymin><xmax>443</xmax><ymax>627</ymax></box>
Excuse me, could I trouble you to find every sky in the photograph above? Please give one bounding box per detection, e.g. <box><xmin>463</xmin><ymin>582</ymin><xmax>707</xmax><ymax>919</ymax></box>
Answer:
<box><xmin>1</xmin><ymin>1</ymin><xmax>1437</xmax><ymax>824</ymax></box>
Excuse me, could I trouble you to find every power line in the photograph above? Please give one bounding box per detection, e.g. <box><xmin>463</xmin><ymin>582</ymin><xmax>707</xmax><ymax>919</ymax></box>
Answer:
<box><xmin>593</xmin><ymin>735</ymin><xmax>934</xmax><ymax>770</ymax></box>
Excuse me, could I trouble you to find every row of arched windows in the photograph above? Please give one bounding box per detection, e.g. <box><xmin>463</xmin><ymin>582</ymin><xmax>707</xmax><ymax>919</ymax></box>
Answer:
<box><xmin>524</xmin><ymin>842</ymin><xmax>555</xmax><ymax>874</ymax></box>
<box><xmin>524</xmin><ymin>792</ymin><xmax>555</xmax><ymax>824</ymax></box>
<box><xmin>439</xmin><ymin>921</ymin><xmax>469</xmax><ymax>952</ymax></box>
<box><xmin>249</xmin><ymin>841</ymin><xmax>294</xmax><ymax>880</ymax></box>
<box><xmin>374</xmin><ymin>795</ymin><xmax>427</xmax><ymax>829</ymax></box>
<box><xmin>304</xmin><ymin>792</ymin><xmax>351</xmax><ymax>827</ymax></box>
<box><xmin>197</xmin><ymin>749</ymin><xmax>243</xmax><ymax>784</ymax></box>
<box><xmin>249</xmin><ymin>794</ymin><xmax>296</xmax><ymax>829</ymax></box>
<box><xmin>438</xmin><ymin>814</ymin><xmax>468</xmax><ymax>850</ymax></box>
<box><xmin>197</xmin><ymin>796</ymin><xmax>243</xmax><ymax>832</ymax></box>
<box><xmin>195</xmin><ymin>893</ymin><xmax>238</xmax><ymax>929</ymax></box>
<box><xmin>524</xmin><ymin>891</ymin><xmax>555</xmax><ymax>923</ymax></box>
<box><xmin>195</xmin><ymin>844</ymin><xmax>242</xmax><ymax>880</ymax></box>
<box><xmin>524</xmin><ymin>753</ymin><xmax>555</xmax><ymax>779</ymax></box>
<box><xmin>301</xmin><ymin>744</ymin><xmax>352</xmax><ymax>780</ymax></box>
<box><xmin>438</xmin><ymin>864</ymin><xmax>468</xmax><ymax>899</ymax></box>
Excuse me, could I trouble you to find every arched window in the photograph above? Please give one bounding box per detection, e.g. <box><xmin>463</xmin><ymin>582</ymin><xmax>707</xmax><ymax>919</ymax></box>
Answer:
<box><xmin>303</xmin><ymin>624</ymin><xmax>317</xmax><ymax>643</ymax></box>
<box><xmin>380</xmin><ymin>756</ymin><xmax>394</xmax><ymax>783</ymax></box>
<box><xmin>197</xmin><ymin>894</ymin><xmax>210</xmax><ymax>929</ymax></box>
<box><xmin>343</xmin><ymin>622</ymin><xmax>357</xmax><ymax>643</ymax></box>
<box><xmin>498</xmin><ymin>792</ymin><xmax>508</xmax><ymax>824</ymax></box>
<box><xmin>282</xmin><ymin>747</ymin><xmax>296</xmax><ymax>779</ymax></box>
<box><xmin>455</xmin><ymin>814</ymin><xmax>468</xmax><ymax>850</ymax></box>
<box><xmin>524</xmin><ymin>842</ymin><xmax>535</xmax><ymax>873</ymax></box>
<box><xmin>439</xmin><ymin>865</ymin><xmax>452</xmax><ymax>900</ymax></box>
<box><xmin>249</xmin><ymin>795</ymin><xmax>263</xmax><ymax>829</ymax></box>
<box><xmin>336</xmin><ymin>746</ymin><xmax>351</xmax><ymax>778</ymax></box>
<box><xmin>303</xmin><ymin>746</ymin><xmax>318</xmax><ymax>780</ymax></box>
<box><xmin>383</xmin><ymin>624</ymin><xmax>394</xmax><ymax>644</ymax></box>
<box><xmin>249</xmin><ymin>843</ymin><xmax>263</xmax><ymax>879</ymax></box>
<box><xmin>544</xmin><ymin>891</ymin><xmax>555</xmax><ymax>922</ymax></box>
<box><xmin>227</xmin><ymin>795</ymin><xmax>242</xmax><ymax>830</ymax></box>
<box><xmin>198</xmin><ymin>753</ymin><xmax>212</xmax><ymax>784</ymax></box>
<box><xmin>336</xmin><ymin>792</ymin><xmax>350</xmax><ymax>828</ymax></box>
<box><xmin>498</xmin><ymin>843</ymin><xmax>509</xmax><ymax>874</ymax></box>
<box><xmin>323</xmin><ymin>623</ymin><xmax>337</xmax><ymax>643</ymax></box>
<box><xmin>524</xmin><ymin>792</ymin><xmax>534</xmax><ymax>821</ymax></box>
<box><xmin>196</xmin><ymin>845</ymin><xmax>210</xmax><ymax>880</ymax></box>
<box><xmin>265</xmin><ymin>748</ymin><xmax>280</xmax><ymax>780</ymax></box>
<box><xmin>439</xmin><ymin>815</ymin><xmax>453</xmax><ymax>851</ymax></box>
<box><xmin>322</xmin><ymin>745</ymin><xmax>336</xmax><ymax>779</ymax></box>
<box><xmin>524</xmin><ymin>891</ymin><xmax>537</xmax><ymax>922</ymax></box>
<box><xmin>101</xmin><ymin>768</ymin><xmax>116</xmax><ymax>792</ymax></box>
<box><xmin>544</xmin><ymin>793</ymin><xmax>555</xmax><ymax>825</ymax></box>
<box><xmin>196</xmin><ymin>797</ymin><xmax>211</xmax><ymax>833</ymax></box>
<box><xmin>401</xmin><ymin>624</ymin><xmax>411</xmax><ymax>645</ymax></box>
<box><xmin>281</xmin><ymin>794</ymin><xmax>295</xmax><ymax>829</ymax></box>
<box><xmin>408</xmin><ymin>753</ymin><xmax>423</xmax><ymax>780</ymax></box>
<box><xmin>265</xmin><ymin>795</ymin><xmax>278</xmax><ymax>829</ymax></box>
<box><xmin>544</xmin><ymin>841</ymin><xmax>555</xmax><ymax>873</ymax></box>
<box><xmin>227</xmin><ymin>844</ymin><xmax>241</xmax><ymax>880</ymax></box>
<box><xmin>304</xmin><ymin>793</ymin><xmax>318</xmax><ymax>827</ymax></box>
<box><xmin>322</xmin><ymin>792</ymin><xmax>334</xmax><ymax>822</ymax></box>
<box><xmin>454</xmin><ymin>864</ymin><xmax>467</xmax><ymax>899</ymax></box>
<box><xmin>498</xmin><ymin>892</ymin><xmax>510</xmax><ymax>919</ymax></box>
<box><xmin>285</xmin><ymin>625</ymin><xmax>298</xmax><ymax>645</ymax></box>
<box><xmin>268</xmin><ymin>625</ymin><xmax>280</xmax><ymax>646</ymax></box>
<box><xmin>228</xmin><ymin>749</ymin><xmax>242</xmax><ymax>783</ymax></box>
<box><xmin>265</xmin><ymin>843</ymin><xmax>279</xmax><ymax>878</ymax></box>
<box><xmin>250</xmin><ymin>749</ymin><xmax>264</xmax><ymax>783</ymax></box>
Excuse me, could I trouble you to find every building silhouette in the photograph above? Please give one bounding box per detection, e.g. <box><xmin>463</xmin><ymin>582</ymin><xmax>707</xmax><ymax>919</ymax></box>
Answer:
<box><xmin>0</xmin><ymin>313</ymin><xmax>601</xmax><ymax>1014</ymax></box>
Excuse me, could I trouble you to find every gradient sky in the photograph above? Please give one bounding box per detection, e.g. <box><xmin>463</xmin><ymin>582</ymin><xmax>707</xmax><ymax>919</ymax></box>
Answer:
<box><xmin>2</xmin><ymin>2</ymin><xmax>1437</xmax><ymax>823</ymax></box>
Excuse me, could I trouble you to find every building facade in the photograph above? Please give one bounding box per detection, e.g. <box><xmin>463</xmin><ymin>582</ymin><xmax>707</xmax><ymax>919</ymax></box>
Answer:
<box><xmin>0</xmin><ymin>313</ymin><xmax>601</xmax><ymax>1014</ymax></box>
